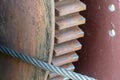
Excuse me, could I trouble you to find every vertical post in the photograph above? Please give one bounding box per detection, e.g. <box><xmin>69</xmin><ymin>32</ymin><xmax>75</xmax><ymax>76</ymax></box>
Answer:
<box><xmin>0</xmin><ymin>0</ymin><xmax>55</xmax><ymax>80</ymax></box>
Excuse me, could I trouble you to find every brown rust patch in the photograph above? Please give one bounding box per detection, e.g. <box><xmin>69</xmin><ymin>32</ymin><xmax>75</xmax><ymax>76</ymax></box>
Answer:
<box><xmin>0</xmin><ymin>0</ymin><xmax>55</xmax><ymax>80</ymax></box>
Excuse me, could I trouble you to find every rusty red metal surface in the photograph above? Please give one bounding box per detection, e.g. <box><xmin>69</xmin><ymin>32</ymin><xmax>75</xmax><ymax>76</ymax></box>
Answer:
<box><xmin>74</xmin><ymin>0</ymin><xmax>120</xmax><ymax>80</ymax></box>
<box><xmin>0</xmin><ymin>0</ymin><xmax>54</xmax><ymax>80</ymax></box>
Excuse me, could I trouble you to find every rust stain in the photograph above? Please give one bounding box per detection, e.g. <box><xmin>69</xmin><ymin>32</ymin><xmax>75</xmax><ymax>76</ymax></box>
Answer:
<box><xmin>0</xmin><ymin>0</ymin><xmax>54</xmax><ymax>80</ymax></box>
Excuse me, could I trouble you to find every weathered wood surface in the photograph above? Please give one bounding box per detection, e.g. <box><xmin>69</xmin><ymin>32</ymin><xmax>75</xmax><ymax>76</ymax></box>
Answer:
<box><xmin>0</xmin><ymin>0</ymin><xmax>55</xmax><ymax>80</ymax></box>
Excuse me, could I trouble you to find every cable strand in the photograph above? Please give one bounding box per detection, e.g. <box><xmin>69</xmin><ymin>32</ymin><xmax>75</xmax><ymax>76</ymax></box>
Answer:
<box><xmin>0</xmin><ymin>45</ymin><xmax>96</xmax><ymax>80</ymax></box>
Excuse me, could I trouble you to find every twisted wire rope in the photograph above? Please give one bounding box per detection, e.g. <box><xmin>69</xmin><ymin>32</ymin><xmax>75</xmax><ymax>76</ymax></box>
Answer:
<box><xmin>0</xmin><ymin>45</ymin><xmax>95</xmax><ymax>80</ymax></box>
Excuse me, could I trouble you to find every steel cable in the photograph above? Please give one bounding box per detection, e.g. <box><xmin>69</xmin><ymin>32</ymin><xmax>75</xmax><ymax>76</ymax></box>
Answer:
<box><xmin>0</xmin><ymin>45</ymin><xmax>95</xmax><ymax>80</ymax></box>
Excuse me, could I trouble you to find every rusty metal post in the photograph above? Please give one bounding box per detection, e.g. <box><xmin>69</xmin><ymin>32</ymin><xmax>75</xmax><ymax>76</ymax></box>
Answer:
<box><xmin>0</xmin><ymin>0</ymin><xmax>55</xmax><ymax>80</ymax></box>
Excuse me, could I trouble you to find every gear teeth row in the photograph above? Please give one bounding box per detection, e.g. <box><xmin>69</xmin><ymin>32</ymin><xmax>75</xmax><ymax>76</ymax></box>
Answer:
<box><xmin>49</xmin><ymin>0</ymin><xmax>86</xmax><ymax>79</ymax></box>
<box><xmin>55</xmin><ymin>0</ymin><xmax>86</xmax><ymax>16</ymax></box>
